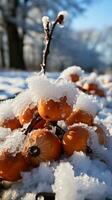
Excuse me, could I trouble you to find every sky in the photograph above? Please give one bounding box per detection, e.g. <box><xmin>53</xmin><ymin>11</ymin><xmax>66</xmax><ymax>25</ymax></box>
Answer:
<box><xmin>73</xmin><ymin>0</ymin><xmax>112</xmax><ymax>30</ymax></box>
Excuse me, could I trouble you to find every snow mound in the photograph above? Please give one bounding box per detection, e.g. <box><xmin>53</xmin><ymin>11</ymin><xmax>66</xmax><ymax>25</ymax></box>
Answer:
<box><xmin>74</xmin><ymin>93</ymin><xmax>100</xmax><ymax>117</ymax></box>
<box><xmin>85</xmin><ymin>72</ymin><xmax>104</xmax><ymax>89</ymax></box>
<box><xmin>52</xmin><ymin>162</ymin><xmax>77</xmax><ymax>200</ymax></box>
<box><xmin>52</xmin><ymin>161</ymin><xmax>108</xmax><ymax>200</ymax></box>
<box><xmin>88</xmin><ymin>129</ymin><xmax>112</xmax><ymax>170</ymax></box>
<box><xmin>59</xmin><ymin>65</ymin><xmax>84</xmax><ymax>80</ymax></box>
<box><xmin>22</xmin><ymin>163</ymin><xmax>54</xmax><ymax>192</ymax></box>
<box><xmin>27</xmin><ymin>73</ymin><xmax>78</xmax><ymax>106</ymax></box>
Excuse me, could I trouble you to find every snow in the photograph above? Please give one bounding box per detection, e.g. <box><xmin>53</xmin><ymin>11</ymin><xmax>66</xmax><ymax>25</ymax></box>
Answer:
<box><xmin>27</xmin><ymin>73</ymin><xmax>78</xmax><ymax>106</ymax></box>
<box><xmin>0</xmin><ymin>127</ymin><xmax>11</xmax><ymax>141</ymax></box>
<box><xmin>87</xmin><ymin>129</ymin><xmax>112</xmax><ymax>169</ymax></box>
<box><xmin>52</xmin><ymin>161</ymin><xmax>110</xmax><ymax>200</ymax></box>
<box><xmin>21</xmin><ymin>193</ymin><xmax>36</xmax><ymax>200</ymax></box>
<box><xmin>52</xmin><ymin>162</ymin><xmax>77</xmax><ymax>200</ymax></box>
<box><xmin>42</xmin><ymin>16</ymin><xmax>50</xmax><ymax>24</ymax></box>
<box><xmin>69</xmin><ymin>153</ymin><xmax>112</xmax><ymax>198</ymax></box>
<box><xmin>74</xmin><ymin>93</ymin><xmax>100</xmax><ymax>117</ymax></box>
<box><xmin>12</xmin><ymin>90</ymin><xmax>35</xmax><ymax>117</ymax></box>
<box><xmin>0</xmin><ymin>71</ymin><xmax>59</xmax><ymax>100</ymax></box>
<box><xmin>0</xmin><ymin>71</ymin><xmax>29</xmax><ymax>100</ymax></box>
<box><xmin>85</xmin><ymin>72</ymin><xmax>101</xmax><ymax>85</ymax></box>
<box><xmin>59</xmin><ymin>65</ymin><xmax>83</xmax><ymax>81</ymax></box>
<box><xmin>57</xmin><ymin>11</ymin><xmax>68</xmax><ymax>24</ymax></box>
<box><xmin>22</xmin><ymin>163</ymin><xmax>54</xmax><ymax>192</ymax></box>
<box><xmin>57</xmin><ymin>11</ymin><xmax>68</xmax><ymax>18</ymax></box>
<box><xmin>42</xmin><ymin>16</ymin><xmax>50</xmax><ymax>29</ymax></box>
<box><xmin>0</xmin><ymin>130</ymin><xmax>26</xmax><ymax>155</ymax></box>
<box><xmin>0</xmin><ymin>70</ymin><xmax>112</xmax><ymax>200</ymax></box>
<box><xmin>0</xmin><ymin>100</ymin><xmax>15</xmax><ymax>123</ymax></box>
<box><xmin>99</xmin><ymin>74</ymin><xmax>112</xmax><ymax>84</ymax></box>
<box><xmin>93</xmin><ymin>121</ymin><xmax>109</xmax><ymax>138</ymax></box>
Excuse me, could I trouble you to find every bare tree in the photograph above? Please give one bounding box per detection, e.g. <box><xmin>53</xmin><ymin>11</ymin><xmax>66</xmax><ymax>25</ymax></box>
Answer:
<box><xmin>0</xmin><ymin>30</ymin><xmax>5</xmax><ymax>68</ymax></box>
<box><xmin>0</xmin><ymin>0</ymin><xmax>26</xmax><ymax>69</ymax></box>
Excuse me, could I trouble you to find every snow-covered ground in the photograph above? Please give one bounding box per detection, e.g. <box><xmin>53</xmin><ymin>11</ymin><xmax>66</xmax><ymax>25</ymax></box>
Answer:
<box><xmin>0</xmin><ymin>71</ymin><xmax>59</xmax><ymax>100</ymax></box>
<box><xmin>0</xmin><ymin>71</ymin><xmax>29</xmax><ymax>100</ymax></box>
<box><xmin>0</xmin><ymin>69</ymin><xmax>112</xmax><ymax>200</ymax></box>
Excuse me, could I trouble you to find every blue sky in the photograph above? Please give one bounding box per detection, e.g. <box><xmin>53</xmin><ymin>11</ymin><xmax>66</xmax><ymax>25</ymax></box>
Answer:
<box><xmin>73</xmin><ymin>0</ymin><xmax>112</xmax><ymax>30</ymax></box>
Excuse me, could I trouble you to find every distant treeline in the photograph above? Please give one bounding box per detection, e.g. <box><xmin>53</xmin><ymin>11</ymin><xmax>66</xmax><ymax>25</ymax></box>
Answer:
<box><xmin>0</xmin><ymin>0</ymin><xmax>112</xmax><ymax>72</ymax></box>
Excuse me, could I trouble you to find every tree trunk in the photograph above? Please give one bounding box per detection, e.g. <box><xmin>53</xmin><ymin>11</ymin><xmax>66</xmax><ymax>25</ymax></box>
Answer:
<box><xmin>0</xmin><ymin>33</ymin><xmax>5</xmax><ymax>68</ymax></box>
<box><xmin>5</xmin><ymin>20</ymin><xmax>26</xmax><ymax>70</ymax></box>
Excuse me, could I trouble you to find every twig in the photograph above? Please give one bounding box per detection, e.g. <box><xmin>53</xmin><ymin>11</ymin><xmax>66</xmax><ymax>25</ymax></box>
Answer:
<box><xmin>56</xmin><ymin>124</ymin><xmax>65</xmax><ymax>137</ymax></box>
<box><xmin>24</xmin><ymin>113</ymin><xmax>42</xmax><ymax>135</ymax></box>
<box><xmin>41</xmin><ymin>12</ymin><xmax>66</xmax><ymax>74</ymax></box>
<box><xmin>41</xmin><ymin>20</ymin><xmax>58</xmax><ymax>73</ymax></box>
<box><xmin>47</xmin><ymin>121</ymin><xmax>65</xmax><ymax>139</ymax></box>
<box><xmin>76</xmin><ymin>85</ymin><xmax>88</xmax><ymax>93</ymax></box>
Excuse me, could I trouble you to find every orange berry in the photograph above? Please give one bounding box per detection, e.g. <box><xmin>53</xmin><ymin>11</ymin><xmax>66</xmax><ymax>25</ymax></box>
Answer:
<box><xmin>0</xmin><ymin>152</ymin><xmax>30</xmax><ymax>182</ymax></box>
<box><xmin>62</xmin><ymin>126</ymin><xmax>90</xmax><ymax>156</ymax></box>
<box><xmin>66</xmin><ymin>109</ymin><xmax>93</xmax><ymax>126</ymax></box>
<box><xmin>22</xmin><ymin>129</ymin><xmax>61</xmax><ymax>166</ymax></box>
<box><xmin>38</xmin><ymin>96</ymin><xmax>72</xmax><ymax>121</ymax></box>
<box><xmin>70</xmin><ymin>74</ymin><xmax>79</xmax><ymax>82</ymax></box>
<box><xmin>95</xmin><ymin>89</ymin><xmax>105</xmax><ymax>97</ymax></box>
<box><xmin>83</xmin><ymin>83</ymin><xmax>98</xmax><ymax>91</ymax></box>
<box><xmin>19</xmin><ymin>105</ymin><xmax>37</xmax><ymax>125</ymax></box>
<box><xmin>0</xmin><ymin>117</ymin><xmax>21</xmax><ymax>130</ymax></box>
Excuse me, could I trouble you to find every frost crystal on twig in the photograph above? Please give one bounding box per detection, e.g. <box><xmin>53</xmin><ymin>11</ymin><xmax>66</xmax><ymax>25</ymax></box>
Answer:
<box><xmin>41</xmin><ymin>11</ymin><xmax>68</xmax><ymax>74</ymax></box>
<box><xmin>42</xmin><ymin>16</ymin><xmax>50</xmax><ymax>30</ymax></box>
<box><xmin>57</xmin><ymin>11</ymin><xmax>68</xmax><ymax>25</ymax></box>
<box><xmin>42</xmin><ymin>16</ymin><xmax>50</xmax><ymax>41</ymax></box>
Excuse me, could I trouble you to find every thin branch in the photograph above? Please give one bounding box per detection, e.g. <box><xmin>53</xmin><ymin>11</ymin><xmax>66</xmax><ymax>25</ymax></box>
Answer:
<box><xmin>41</xmin><ymin>19</ymin><xmax>57</xmax><ymax>73</ymax></box>
<box><xmin>24</xmin><ymin>113</ymin><xmax>41</xmax><ymax>135</ymax></box>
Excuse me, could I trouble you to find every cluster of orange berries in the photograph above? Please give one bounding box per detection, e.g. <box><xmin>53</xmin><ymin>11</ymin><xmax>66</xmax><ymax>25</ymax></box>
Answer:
<box><xmin>0</xmin><ymin>67</ymin><xmax>108</xmax><ymax>182</ymax></box>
